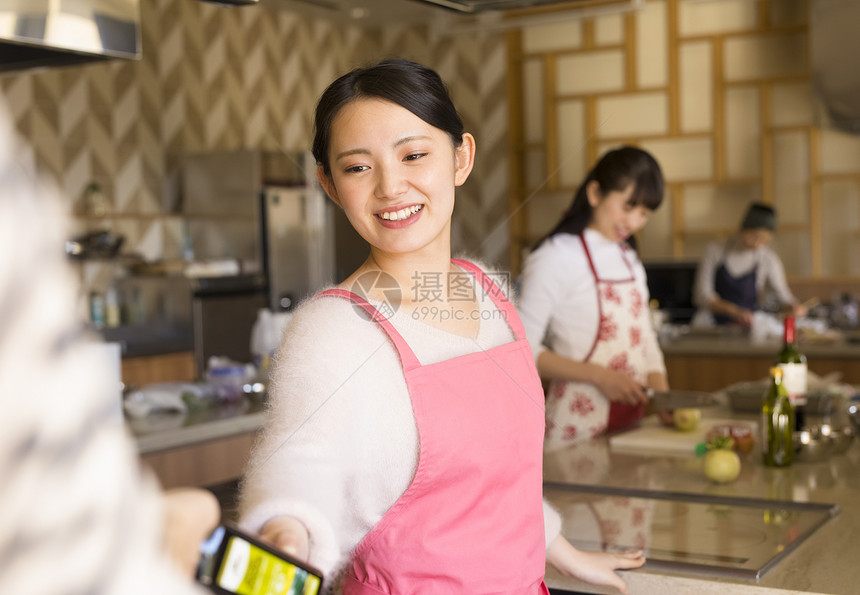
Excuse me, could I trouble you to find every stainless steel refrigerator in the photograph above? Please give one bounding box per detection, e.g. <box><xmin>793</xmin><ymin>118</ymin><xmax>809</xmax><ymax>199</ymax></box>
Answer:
<box><xmin>181</xmin><ymin>149</ymin><xmax>350</xmax><ymax>372</ymax></box>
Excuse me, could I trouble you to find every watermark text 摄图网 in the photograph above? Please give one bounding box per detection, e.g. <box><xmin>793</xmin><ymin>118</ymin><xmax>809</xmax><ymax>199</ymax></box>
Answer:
<box><xmin>409</xmin><ymin>271</ymin><xmax>511</xmax><ymax>303</ymax></box>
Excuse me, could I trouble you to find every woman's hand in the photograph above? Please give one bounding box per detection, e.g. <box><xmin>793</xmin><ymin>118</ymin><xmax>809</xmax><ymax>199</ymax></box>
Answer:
<box><xmin>162</xmin><ymin>488</ymin><xmax>221</xmax><ymax>577</ymax></box>
<box><xmin>259</xmin><ymin>516</ymin><xmax>311</xmax><ymax>561</ymax></box>
<box><xmin>708</xmin><ymin>297</ymin><xmax>754</xmax><ymax>327</ymax></box>
<box><xmin>546</xmin><ymin>534</ymin><xmax>645</xmax><ymax>595</ymax></box>
<box><xmin>592</xmin><ymin>365</ymin><xmax>648</xmax><ymax>405</ymax></box>
<box><xmin>644</xmin><ymin>372</ymin><xmax>674</xmax><ymax>426</ymax></box>
<box><xmin>732</xmin><ymin>306</ymin><xmax>755</xmax><ymax>327</ymax></box>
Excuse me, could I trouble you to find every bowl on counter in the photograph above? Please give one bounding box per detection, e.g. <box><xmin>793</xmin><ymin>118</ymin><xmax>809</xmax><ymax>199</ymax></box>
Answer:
<box><xmin>794</xmin><ymin>421</ymin><xmax>855</xmax><ymax>463</ymax></box>
<box><xmin>727</xmin><ymin>383</ymin><xmax>849</xmax><ymax>415</ymax></box>
<box><xmin>794</xmin><ymin>426</ymin><xmax>835</xmax><ymax>462</ymax></box>
<box><xmin>848</xmin><ymin>395</ymin><xmax>860</xmax><ymax>433</ymax></box>
<box><xmin>726</xmin><ymin>381</ymin><xmax>768</xmax><ymax>412</ymax></box>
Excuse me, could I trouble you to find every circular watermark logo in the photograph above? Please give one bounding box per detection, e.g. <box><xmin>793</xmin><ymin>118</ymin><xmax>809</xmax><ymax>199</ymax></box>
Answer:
<box><xmin>348</xmin><ymin>270</ymin><xmax>402</xmax><ymax>321</ymax></box>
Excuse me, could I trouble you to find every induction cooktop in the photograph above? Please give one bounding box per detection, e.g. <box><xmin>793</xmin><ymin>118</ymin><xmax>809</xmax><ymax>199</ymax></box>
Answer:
<box><xmin>543</xmin><ymin>482</ymin><xmax>839</xmax><ymax>579</ymax></box>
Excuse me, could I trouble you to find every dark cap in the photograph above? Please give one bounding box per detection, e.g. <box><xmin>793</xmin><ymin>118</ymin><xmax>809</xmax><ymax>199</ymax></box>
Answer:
<box><xmin>741</xmin><ymin>203</ymin><xmax>776</xmax><ymax>231</ymax></box>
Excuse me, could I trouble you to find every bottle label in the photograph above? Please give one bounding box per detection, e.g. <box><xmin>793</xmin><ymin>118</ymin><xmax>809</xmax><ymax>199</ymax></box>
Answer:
<box><xmin>778</xmin><ymin>362</ymin><xmax>808</xmax><ymax>405</ymax></box>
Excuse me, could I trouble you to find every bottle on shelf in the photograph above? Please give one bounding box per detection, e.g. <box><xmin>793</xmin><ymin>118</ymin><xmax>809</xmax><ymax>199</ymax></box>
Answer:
<box><xmin>89</xmin><ymin>291</ymin><xmax>106</xmax><ymax>329</ymax></box>
<box><xmin>762</xmin><ymin>366</ymin><xmax>795</xmax><ymax>468</ymax></box>
<box><xmin>104</xmin><ymin>284</ymin><xmax>121</xmax><ymax>328</ymax></box>
<box><xmin>777</xmin><ymin>315</ymin><xmax>807</xmax><ymax>430</ymax></box>
<box><xmin>84</xmin><ymin>182</ymin><xmax>109</xmax><ymax>217</ymax></box>
<box><xmin>250</xmin><ymin>308</ymin><xmax>278</xmax><ymax>376</ymax></box>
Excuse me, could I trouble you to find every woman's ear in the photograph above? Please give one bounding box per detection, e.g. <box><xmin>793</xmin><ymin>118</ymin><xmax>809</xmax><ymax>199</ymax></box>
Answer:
<box><xmin>453</xmin><ymin>133</ymin><xmax>476</xmax><ymax>187</ymax></box>
<box><xmin>585</xmin><ymin>180</ymin><xmax>603</xmax><ymax>208</ymax></box>
<box><xmin>317</xmin><ymin>165</ymin><xmax>342</xmax><ymax>208</ymax></box>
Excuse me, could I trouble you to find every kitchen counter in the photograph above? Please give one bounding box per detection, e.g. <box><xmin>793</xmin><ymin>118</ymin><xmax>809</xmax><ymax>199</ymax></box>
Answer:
<box><xmin>128</xmin><ymin>398</ymin><xmax>266</xmax><ymax>455</ymax></box>
<box><xmin>660</xmin><ymin>331</ymin><xmax>860</xmax><ymax>359</ymax></box>
<box><xmin>127</xmin><ymin>397</ymin><xmax>266</xmax><ymax>489</ymax></box>
<box><xmin>543</xmin><ymin>405</ymin><xmax>860</xmax><ymax>595</ymax></box>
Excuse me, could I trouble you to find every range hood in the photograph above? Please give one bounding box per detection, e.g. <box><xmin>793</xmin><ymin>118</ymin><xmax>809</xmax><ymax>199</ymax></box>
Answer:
<box><xmin>410</xmin><ymin>0</ymin><xmax>598</xmax><ymax>12</ymax></box>
<box><xmin>0</xmin><ymin>0</ymin><xmax>141</xmax><ymax>73</ymax></box>
<box><xmin>197</xmin><ymin>0</ymin><xmax>259</xmax><ymax>5</ymax></box>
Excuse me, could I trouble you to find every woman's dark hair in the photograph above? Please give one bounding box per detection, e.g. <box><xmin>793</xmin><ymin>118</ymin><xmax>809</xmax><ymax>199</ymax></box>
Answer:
<box><xmin>534</xmin><ymin>146</ymin><xmax>664</xmax><ymax>250</ymax></box>
<box><xmin>312</xmin><ymin>58</ymin><xmax>465</xmax><ymax>176</ymax></box>
<box><xmin>740</xmin><ymin>202</ymin><xmax>776</xmax><ymax>231</ymax></box>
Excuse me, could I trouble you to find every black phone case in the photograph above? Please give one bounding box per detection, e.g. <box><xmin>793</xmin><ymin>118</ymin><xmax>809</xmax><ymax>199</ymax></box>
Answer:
<box><xmin>196</xmin><ymin>523</ymin><xmax>324</xmax><ymax>595</ymax></box>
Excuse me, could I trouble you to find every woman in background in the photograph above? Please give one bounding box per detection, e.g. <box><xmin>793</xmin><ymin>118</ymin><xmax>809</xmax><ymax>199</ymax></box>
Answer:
<box><xmin>518</xmin><ymin>146</ymin><xmax>671</xmax><ymax>450</ymax></box>
<box><xmin>692</xmin><ymin>202</ymin><xmax>806</xmax><ymax>327</ymax></box>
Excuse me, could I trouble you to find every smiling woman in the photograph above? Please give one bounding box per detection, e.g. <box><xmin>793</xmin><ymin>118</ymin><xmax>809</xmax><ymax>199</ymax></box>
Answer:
<box><xmin>236</xmin><ymin>59</ymin><xmax>645</xmax><ymax>595</ymax></box>
<box><xmin>518</xmin><ymin>146</ymin><xmax>672</xmax><ymax>448</ymax></box>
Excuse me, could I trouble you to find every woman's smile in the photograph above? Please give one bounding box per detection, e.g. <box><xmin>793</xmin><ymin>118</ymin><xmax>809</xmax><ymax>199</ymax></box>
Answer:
<box><xmin>614</xmin><ymin>226</ymin><xmax>630</xmax><ymax>241</ymax></box>
<box><xmin>376</xmin><ymin>204</ymin><xmax>424</xmax><ymax>227</ymax></box>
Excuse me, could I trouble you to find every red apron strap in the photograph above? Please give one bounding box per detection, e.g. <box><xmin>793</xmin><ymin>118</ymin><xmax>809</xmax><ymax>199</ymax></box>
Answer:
<box><xmin>579</xmin><ymin>235</ymin><xmax>600</xmax><ymax>282</ymax></box>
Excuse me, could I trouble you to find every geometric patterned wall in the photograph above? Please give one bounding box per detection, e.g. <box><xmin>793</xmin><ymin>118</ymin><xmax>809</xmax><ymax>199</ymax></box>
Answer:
<box><xmin>0</xmin><ymin>0</ymin><xmax>511</xmax><ymax>294</ymax></box>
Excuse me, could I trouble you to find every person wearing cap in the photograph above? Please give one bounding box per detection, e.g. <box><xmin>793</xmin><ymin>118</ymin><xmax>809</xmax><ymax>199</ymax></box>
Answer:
<box><xmin>693</xmin><ymin>202</ymin><xmax>806</xmax><ymax>326</ymax></box>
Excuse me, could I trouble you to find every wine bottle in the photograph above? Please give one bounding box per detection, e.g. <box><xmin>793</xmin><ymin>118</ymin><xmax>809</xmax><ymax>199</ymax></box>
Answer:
<box><xmin>762</xmin><ymin>366</ymin><xmax>795</xmax><ymax>468</ymax></box>
<box><xmin>777</xmin><ymin>315</ymin><xmax>807</xmax><ymax>430</ymax></box>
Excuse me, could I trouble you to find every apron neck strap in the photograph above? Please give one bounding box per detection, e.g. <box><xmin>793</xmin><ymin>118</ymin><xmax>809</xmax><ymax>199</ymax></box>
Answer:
<box><xmin>451</xmin><ymin>259</ymin><xmax>526</xmax><ymax>341</ymax></box>
<box><xmin>579</xmin><ymin>234</ymin><xmax>600</xmax><ymax>282</ymax></box>
<box><xmin>317</xmin><ymin>288</ymin><xmax>421</xmax><ymax>370</ymax></box>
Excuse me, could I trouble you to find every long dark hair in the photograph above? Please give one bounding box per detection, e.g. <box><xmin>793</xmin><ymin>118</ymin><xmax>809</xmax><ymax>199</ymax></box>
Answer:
<box><xmin>312</xmin><ymin>58</ymin><xmax>465</xmax><ymax>176</ymax></box>
<box><xmin>534</xmin><ymin>146</ymin><xmax>664</xmax><ymax>250</ymax></box>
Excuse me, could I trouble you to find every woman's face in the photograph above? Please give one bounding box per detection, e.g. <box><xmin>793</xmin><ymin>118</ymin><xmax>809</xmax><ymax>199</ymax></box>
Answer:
<box><xmin>317</xmin><ymin>97</ymin><xmax>474</xmax><ymax>259</ymax></box>
<box><xmin>587</xmin><ymin>181</ymin><xmax>653</xmax><ymax>243</ymax></box>
<box><xmin>740</xmin><ymin>228</ymin><xmax>773</xmax><ymax>250</ymax></box>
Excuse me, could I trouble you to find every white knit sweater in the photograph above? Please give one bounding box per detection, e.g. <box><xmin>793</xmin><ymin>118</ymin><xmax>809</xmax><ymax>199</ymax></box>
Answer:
<box><xmin>238</xmin><ymin>266</ymin><xmax>562</xmax><ymax>590</ymax></box>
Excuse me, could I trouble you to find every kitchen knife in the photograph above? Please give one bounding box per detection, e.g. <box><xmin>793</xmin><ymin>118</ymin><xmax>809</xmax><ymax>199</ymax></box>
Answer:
<box><xmin>645</xmin><ymin>388</ymin><xmax>721</xmax><ymax>411</ymax></box>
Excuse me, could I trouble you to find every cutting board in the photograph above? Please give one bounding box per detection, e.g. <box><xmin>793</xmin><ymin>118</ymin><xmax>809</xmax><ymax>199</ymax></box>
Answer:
<box><xmin>609</xmin><ymin>417</ymin><xmax>757</xmax><ymax>457</ymax></box>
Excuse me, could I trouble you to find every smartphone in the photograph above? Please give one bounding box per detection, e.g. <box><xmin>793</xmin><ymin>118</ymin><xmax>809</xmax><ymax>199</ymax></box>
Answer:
<box><xmin>195</xmin><ymin>524</ymin><xmax>323</xmax><ymax>595</ymax></box>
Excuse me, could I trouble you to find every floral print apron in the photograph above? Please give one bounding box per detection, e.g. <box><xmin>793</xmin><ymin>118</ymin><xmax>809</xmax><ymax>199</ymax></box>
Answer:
<box><xmin>544</xmin><ymin>235</ymin><xmax>652</xmax><ymax>450</ymax></box>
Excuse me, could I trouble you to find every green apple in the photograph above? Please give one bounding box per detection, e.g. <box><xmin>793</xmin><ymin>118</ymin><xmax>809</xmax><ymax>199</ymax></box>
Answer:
<box><xmin>703</xmin><ymin>448</ymin><xmax>741</xmax><ymax>484</ymax></box>
<box><xmin>673</xmin><ymin>408</ymin><xmax>701</xmax><ymax>432</ymax></box>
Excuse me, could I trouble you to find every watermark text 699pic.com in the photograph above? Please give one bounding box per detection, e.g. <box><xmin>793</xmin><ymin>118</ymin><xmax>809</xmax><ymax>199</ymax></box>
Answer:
<box><xmin>409</xmin><ymin>270</ymin><xmax>511</xmax><ymax>323</ymax></box>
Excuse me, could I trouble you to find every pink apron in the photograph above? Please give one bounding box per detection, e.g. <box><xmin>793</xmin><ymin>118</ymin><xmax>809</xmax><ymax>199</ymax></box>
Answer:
<box><xmin>544</xmin><ymin>235</ymin><xmax>651</xmax><ymax>450</ymax></box>
<box><xmin>321</xmin><ymin>259</ymin><xmax>549</xmax><ymax>595</ymax></box>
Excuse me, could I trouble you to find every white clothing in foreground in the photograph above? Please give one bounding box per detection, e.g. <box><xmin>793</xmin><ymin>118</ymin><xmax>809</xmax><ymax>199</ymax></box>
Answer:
<box><xmin>238</xmin><ymin>267</ymin><xmax>562</xmax><ymax>591</ymax></box>
<box><xmin>518</xmin><ymin>229</ymin><xmax>666</xmax><ymax>376</ymax></box>
<box><xmin>0</xmin><ymin>111</ymin><xmax>204</xmax><ymax>595</ymax></box>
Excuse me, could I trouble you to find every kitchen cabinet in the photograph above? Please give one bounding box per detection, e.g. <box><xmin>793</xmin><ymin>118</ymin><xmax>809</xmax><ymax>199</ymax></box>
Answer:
<box><xmin>130</xmin><ymin>398</ymin><xmax>265</xmax><ymax>490</ymax></box>
<box><xmin>665</xmin><ymin>353</ymin><xmax>860</xmax><ymax>393</ymax></box>
<box><xmin>140</xmin><ymin>431</ymin><xmax>257</xmax><ymax>490</ymax></box>
<box><xmin>660</xmin><ymin>335</ymin><xmax>860</xmax><ymax>392</ymax></box>
<box><xmin>121</xmin><ymin>351</ymin><xmax>196</xmax><ymax>387</ymax></box>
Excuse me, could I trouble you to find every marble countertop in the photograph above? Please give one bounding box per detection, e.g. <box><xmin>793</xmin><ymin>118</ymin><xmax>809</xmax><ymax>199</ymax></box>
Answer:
<box><xmin>126</xmin><ymin>394</ymin><xmax>859</xmax><ymax>593</ymax></box>
<box><xmin>543</xmin><ymin>406</ymin><xmax>860</xmax><ymax>594</ymax></box>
